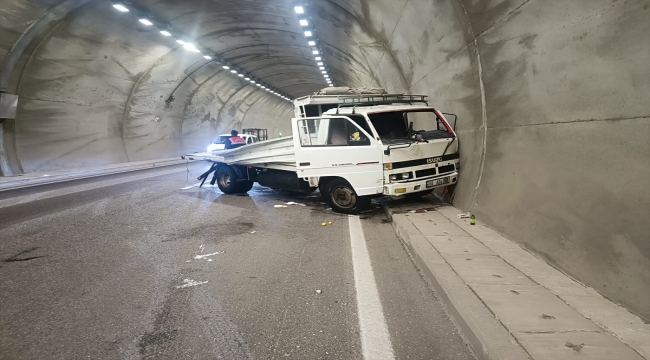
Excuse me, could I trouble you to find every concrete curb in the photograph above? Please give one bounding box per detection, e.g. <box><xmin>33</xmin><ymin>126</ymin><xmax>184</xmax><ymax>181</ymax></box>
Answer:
<box><xmin>392</xmin><ymin>213</ymin><xmax>532</xmax><ymax>360</ymax></box>
<box><xmin>0</xmin><ymin>157</ymin><xmax>201</xmax><ymax>192</ymax></box>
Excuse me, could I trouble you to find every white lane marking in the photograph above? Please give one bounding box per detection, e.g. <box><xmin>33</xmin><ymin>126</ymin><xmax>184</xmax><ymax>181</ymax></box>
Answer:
<box><xmin>348</xmin><ymin>215</ymin><xmax>395</xmax><ymax>360</ymax></box>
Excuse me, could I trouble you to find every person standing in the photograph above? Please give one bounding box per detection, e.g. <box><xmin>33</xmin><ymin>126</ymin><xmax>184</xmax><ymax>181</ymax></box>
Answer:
<box><xmin>225</xmin><ymin>130</ymin><xmax>246</xmax><ymax>149</ymax></box>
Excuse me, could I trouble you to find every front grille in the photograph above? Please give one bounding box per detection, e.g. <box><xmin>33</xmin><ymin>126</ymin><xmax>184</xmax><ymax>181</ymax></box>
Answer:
<box><xmin>438</xmin><ymin>164</ymin><xmax>455</xmax><ymax>174</ymax></box>
<box><xmin>392</xmin><ymin>153</ymin><xmax>459</xmax><ymax>169</ymax></box>
<box><xmin>415</xmin><ymin>168</ymin><xmax>437</xmax><ymax>178</ymax></box>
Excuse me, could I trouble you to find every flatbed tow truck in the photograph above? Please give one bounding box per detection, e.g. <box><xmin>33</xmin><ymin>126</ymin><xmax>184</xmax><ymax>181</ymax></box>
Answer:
<box><xmin>183</xmin><ymin>94</ymin><xmax>459</xmax><ymax>214</ymax></box>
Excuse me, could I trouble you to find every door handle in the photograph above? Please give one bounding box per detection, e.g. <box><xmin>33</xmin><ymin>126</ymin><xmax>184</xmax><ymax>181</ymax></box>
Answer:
<box><xmin>299</xmin><ymin>162</ymin><xmax>311</xmax><ymax>166</ymax></box>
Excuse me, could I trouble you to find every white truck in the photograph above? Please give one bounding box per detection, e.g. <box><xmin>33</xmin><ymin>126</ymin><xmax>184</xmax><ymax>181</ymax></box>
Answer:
<box><xmin>185</xmin><ymin>94</ymin><xmax>459</xmax><ymax>214</ymax></box>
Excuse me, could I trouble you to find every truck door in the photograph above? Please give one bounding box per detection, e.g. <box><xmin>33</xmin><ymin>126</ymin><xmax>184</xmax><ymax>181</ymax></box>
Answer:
<box><xmin>292</xmin><ymin>116</ymin><xmax>383</xmax><ymax>196</ymax></box>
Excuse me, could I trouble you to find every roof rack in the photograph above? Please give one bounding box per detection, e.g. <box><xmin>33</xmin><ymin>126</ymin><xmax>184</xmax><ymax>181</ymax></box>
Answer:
<box><xmin>335</xmin><ymin>94</ymin><xmax>428</xmax><ymax>114</ymax></box>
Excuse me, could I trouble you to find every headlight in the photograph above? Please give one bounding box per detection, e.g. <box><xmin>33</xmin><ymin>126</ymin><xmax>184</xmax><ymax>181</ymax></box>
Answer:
<box><xmin>383</xmin><ymin>163</ymin><xmax>392</xmax><ymax>171</ymax></box>
<box><xmin>389</xmin><ymin>172</ymin><xmax>412</xmax><ymax>181</ymax></box>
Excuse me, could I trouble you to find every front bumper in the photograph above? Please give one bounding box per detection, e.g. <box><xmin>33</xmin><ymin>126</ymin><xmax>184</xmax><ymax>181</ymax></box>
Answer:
<box><xmin>383</xmin><ymin>172</ymin><xmax>459</xmax><ymax>196</ymax></box>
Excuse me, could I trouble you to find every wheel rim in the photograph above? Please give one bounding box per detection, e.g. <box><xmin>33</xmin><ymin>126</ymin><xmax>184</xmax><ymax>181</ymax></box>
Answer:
<box><xmin>218</xmin><ymin>172</ymin><xmax>231</xmax><ymax>188</ymax></box>
<box><xmin>331</xmin><ymin>186</ymin><xmax>357</xmax><ymax>209</ymax></box>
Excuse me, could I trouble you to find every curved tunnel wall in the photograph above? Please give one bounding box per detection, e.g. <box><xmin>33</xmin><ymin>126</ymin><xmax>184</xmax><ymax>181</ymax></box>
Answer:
<box><xmin>326</xmin><ymin>0</ymin><xmax>650</xmax><ymax>319</ymax></box>
<box><xmin>1</xmin><ymin>0</ymin><xmax>648</xmax><ymax>319</ymax></box>
<box><xmin>1</xmin><ymin>0</ymin><xmax>294</xmax><ymax>173</ymax></box>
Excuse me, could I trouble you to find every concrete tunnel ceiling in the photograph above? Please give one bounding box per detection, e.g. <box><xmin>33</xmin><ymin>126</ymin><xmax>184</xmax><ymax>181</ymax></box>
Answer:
<box><xmin>1</xmin><ymin>0</ymin><xmax>649</xmax><ymax>321</ymax></box>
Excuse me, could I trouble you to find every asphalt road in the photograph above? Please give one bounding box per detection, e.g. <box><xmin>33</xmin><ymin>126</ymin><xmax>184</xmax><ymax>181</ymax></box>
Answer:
<box><xmin>0</xmin><ymin>162</ymin><xmax>475</xmax><ymax>360</ymax></box>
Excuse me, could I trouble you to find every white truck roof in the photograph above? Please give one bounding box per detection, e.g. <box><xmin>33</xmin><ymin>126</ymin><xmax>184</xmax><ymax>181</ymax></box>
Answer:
<box><xmin>293</xmin><ymin>93</ymin><xmax>428</xmax><ymax>107</ymax></box>
<box><xmin>322</xmin><ymin>104</ymin><xmax>433</xmax><ymax>115</ymax></box>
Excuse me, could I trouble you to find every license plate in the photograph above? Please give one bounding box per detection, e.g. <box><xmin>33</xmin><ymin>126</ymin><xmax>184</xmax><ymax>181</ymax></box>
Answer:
<box><xmin>426</xmin><ymin>177</ymin><xmax>450</xmax><ymax>188</ymax></box>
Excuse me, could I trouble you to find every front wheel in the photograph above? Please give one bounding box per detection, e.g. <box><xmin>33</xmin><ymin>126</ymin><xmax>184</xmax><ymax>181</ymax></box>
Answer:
<box><xmin>321</xmin><ymin>178</ymin><xmax>370</xmax><ymax>214</ymax></box>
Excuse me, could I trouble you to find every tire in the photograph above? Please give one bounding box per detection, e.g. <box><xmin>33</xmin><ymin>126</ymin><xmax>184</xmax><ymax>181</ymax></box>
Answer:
<box><xmin>320</xmin><ymin>178</ymin><xmax>370</xmax><ymax>214</ymax></box>
<box><xmin>216</xmin><ymin>166</ymin><xmax>240</xmax><ymax>194</ymax></box>
<box><xmin>235</xmin><ymin>180</ymin><xmax>254</xmax><ymax>193</ymax></box>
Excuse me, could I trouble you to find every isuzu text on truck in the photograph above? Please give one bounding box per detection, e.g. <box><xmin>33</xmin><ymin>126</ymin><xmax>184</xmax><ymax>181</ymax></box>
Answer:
<box><xmin>184</xmin><ymin>94</ymin><xmax>459</xmax><ymax>214</ymax></box>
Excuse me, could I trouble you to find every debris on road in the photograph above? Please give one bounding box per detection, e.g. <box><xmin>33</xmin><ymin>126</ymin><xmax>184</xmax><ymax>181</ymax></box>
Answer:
<box><xmin>176</xmin><ymin>279</ymin><xmax>208</xmax><ymax>289</ymax></box>
<box><xmin>285</xmin><ymin>201</ymin><xmax>306</xmax><ymax>206</ymax></box>
<box><xmin>410</xmin><ymin>209</ymin><xmax>427</xmax><ymax>213</ymax></box>
<box><xmin>274</xmin><ymin>205</ymin><xmax>288</xmax><ymax>208</ymax></box>
<box><xmin>250</xmin><ymin>230</ymin><xmax>257</xmax><ymax>234</ymax></box>
<box><xmin>321</xmin><ymin>222</ymin><xmax>327</xmax><ymax>226</ymax></box>
<box><xmin>316</xmin><ymin>290</ymin><xmax>322</xmax><ymax>294</ymax></box>
<box><xmin>565</xmin><ymin>342</ymin><xmax>584</xmax><ymax>353</ymax></box>
<box><xmin>193</xmin><ymin>251</ymin><xmax>224</xmax><ymax>260</ymax></box>
<box><xmin>457</xmin><ymin>213</ymin><xmax>470</xmax><ymax>219</ymax></box>
<box><xmin>328</xmin><ymin>221</ymin><xmax>332</xmax><ymax>225</ymax></box>
<box><xmin>541</xmin><ymin>314</ymin><xmax>556</xmax><ymax>319</ymax></box>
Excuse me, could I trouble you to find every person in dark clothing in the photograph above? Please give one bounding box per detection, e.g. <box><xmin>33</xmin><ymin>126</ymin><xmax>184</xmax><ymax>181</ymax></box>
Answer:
<box><xmin>225</xmin><ymin>130</ymin><xmax>246</xmax><ymax>149</ymax></box>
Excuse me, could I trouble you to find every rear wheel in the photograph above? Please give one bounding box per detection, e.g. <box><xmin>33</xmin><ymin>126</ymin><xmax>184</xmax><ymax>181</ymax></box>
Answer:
<box><xmin>216</xmin><ymin>166</ymin><xmax>239</xmax><ymax>194</ymax></box>
<box><xmin>321</xmin><ymin>178</ymin><xmax>370</xmax><ymax>214</ymax></box>
<box><xmin>235</xmin><ymin>180</ymin><xmax>254</xmax><ymax>193</ymax></box>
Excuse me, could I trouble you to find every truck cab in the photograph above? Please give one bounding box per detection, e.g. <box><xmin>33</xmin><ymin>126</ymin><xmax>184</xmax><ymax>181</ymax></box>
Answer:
<box><xmin>292</xmin><ymin>94</ymin><xmax>459</xmax><ymax>209</ymax></box>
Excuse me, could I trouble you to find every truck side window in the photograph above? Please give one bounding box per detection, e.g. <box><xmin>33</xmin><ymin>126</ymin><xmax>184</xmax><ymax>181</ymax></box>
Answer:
<box><xmin>298</xmin><ymin>118</ymin><xmax>370</xmax><ymax>147</ymax></box>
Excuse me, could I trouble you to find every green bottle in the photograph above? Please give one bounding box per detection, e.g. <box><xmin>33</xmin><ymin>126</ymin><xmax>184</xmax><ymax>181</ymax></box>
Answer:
<box><xmin>470</xmin><ymin>214</ymin><xmax>476</xmax><ymax>225</ymax></box>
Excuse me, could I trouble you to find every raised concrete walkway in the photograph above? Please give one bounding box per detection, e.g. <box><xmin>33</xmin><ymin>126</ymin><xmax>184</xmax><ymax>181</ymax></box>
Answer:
<box><xmin>0</xmin><ymin>157</ymin><xmax>198</xmax><ymax>191</ymax></box>
<box><xmin>390</xmin><ymin>199</ymin><xmax>649</xmax><ymax>360</ymax></box>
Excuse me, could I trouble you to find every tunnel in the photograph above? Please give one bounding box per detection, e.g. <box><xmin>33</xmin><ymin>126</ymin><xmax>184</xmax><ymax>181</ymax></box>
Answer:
<box><xmin>1</xmin><ymin>0</ymin><xmax>649</xmax><ymax>357</ymax></box>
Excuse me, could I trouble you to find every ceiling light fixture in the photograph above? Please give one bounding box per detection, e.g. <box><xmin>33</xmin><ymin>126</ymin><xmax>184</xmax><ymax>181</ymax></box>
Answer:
<box><xmin>321</xmin><ymin>70</ymin><xmax>327</xmax><ymax>74</ymax></box>
<box><xmin>245</xmin><ymin>77</ymin><xmax>250</xmax><ymax>81</ymax></box>
<box><xmin>294</xmin><ymin>6</ymin><xmax>304</xmax><ymax>14</ymax></box>
<box><xmin>139</xmin><ymin>18</ymin><xmax>153</xmax><ymax>26</ymax></box>
<box><xmin>304</xmin><ymin>31</ymin><xmax>313</xmax><ymax>37</ymax></box>
<box><xmin>312</xmin><ymin>50</ymin><xmax>319</xmax><ymax>55</ymax></box>
<box><xmin>299</xmin><ymin>19</ymin><xmax>309</xmax><ymax>26</ymax></box>
<box><xmin>315</xmin><ymin>57</ymin><xmax>321</xmax><ymax>61</ymax></box>
<box><xmin>160</xmin><ymin>30</ymin><xmax>171</xmax><ymax>36</ymax></box>
<box><xmin>308</xmin><ymin>41</ymin><xmax>316</xmax><ymax>46</ymax></box>
<box><xmin>112</xmin><ymin>4</ymin><xmax>129</xmax><ymax>12</ymax></box>
<box><xmin>222</xmin><ymin>65</ymin><xmax>230</xmax><ymax>69</ymax></box>
<box><xmin>317</xmin><ymin>62</ymin><xmax>323</xmax><ymax>66</ymax></box>
<box><xmin>319</xmin><ymin>66</ymin><xmax>325</xmax><ymax>70</ymax></box>
<box><xmin>176</xmin><ymin>39</ymin><xmax>185</xmax><ymax>44</ymax></box>
<box><xmin>231</xmin><ymin>70</ymin><xmax>237</xmax><ymax>74</ymax></box>
<box><xmin>203</xmin><ymin>55</ymin><xmax>212</xmax><ymax>60</ymax></box>
<box><xmin>238</xmin><ymin>74</ymin><xmax>244</xmax><ymax>77</ymax></box>
<box><xmin>250</xmin><ymin>80</ymin><xmax>256</xmax><ymax>84</ymax></box>
<box><xmin>183</xmin><ymin>43</ymin><xmax>199</xmax><ymax>52</ymax></box>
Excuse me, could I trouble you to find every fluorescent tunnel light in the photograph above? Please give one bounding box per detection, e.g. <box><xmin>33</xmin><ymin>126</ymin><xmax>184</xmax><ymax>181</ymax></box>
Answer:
<box><xmin>308</xmin><ymin>41</ymin><xmax>316</xmax><ymax>46</ymax></box>
<box><xmin>160</xmin><ymin>30</ymin><xmax>171</xmax><ymax>36</ymax></box>
<box><xmin>304</xmin><ymin>31</ymin><xmax>312</xmax><ymax>37</ymax></box>
<box><xmin>139</xmin><ymin>18</ymin><xmax>153</xmax><ymax>26</ymax></box>
<box><xmin>113</xmin><ymin>4</ymin><xmax>129</xmax><ymax>12</ymax></box>
<box><xmin>294</xmin><ymin>6</ymin><xmax>304</xmax><ymax>14</ymax></box>
<box><xmin>204</xmin><ymin>55</ymin><xmax>212</xmax><ymax>60</ymax></box>
<box><xmin>299</xmin><ymin>19</ymin><xmax>309</xmax><ymax>26</ymax></box>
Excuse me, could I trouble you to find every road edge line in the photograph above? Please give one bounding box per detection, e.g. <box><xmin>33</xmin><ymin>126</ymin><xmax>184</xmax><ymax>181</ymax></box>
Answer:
<box><xmin>348</xmin><ymin>215</ymin><xmax>396</xmax><ymax>360</ymax></box>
